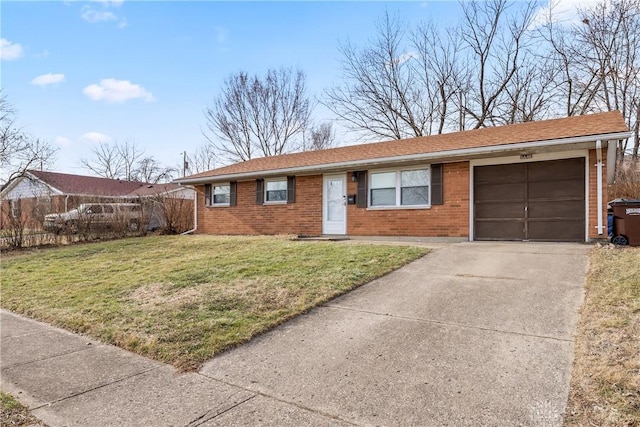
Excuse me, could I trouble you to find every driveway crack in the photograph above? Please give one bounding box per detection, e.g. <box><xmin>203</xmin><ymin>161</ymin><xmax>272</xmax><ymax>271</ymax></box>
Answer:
<box><xmin>324</xmin><ymin>304</ymin><xmax>573</xmax><ymax>342</ymax></box>
<box><xmin>185</xmin><ymin>393</ymin><xmax>257</xmax><ymax>427</ymax></box>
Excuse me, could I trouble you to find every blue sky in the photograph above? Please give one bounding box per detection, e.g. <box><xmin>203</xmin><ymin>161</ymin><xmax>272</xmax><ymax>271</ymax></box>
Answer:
<box><xmin>1</xmin><ymin>0</ymin><xmax>579</xmax><ymax>177</ymax></box>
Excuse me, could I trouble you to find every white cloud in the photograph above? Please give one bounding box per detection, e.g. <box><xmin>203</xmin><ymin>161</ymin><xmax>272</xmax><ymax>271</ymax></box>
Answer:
<box><xmin>1</xmin><ymin>38</ymin><xmax>24</xmax><ymax>61</ymax></box>
<box><xmin>83</xmin><ymin>78</ymin><xmax>156</xmax><ymax>103</ymax></box>
<box><xmin>81</xmin><ymin>1</ymin><xmax>126</xmax><ymax>28</ymax></box>
<box><xmin>92</xmin><ymin>0</ymin><xmax>124</xmax><ymax>6</ymax></box>
<box><xmin>54</xmin><ymin>136</ymin><xmax>72</xmax><ymax>146</ymax></box>
<box><xmin>31</xmin><ymin>73</ymin><xmax>66</xmax><ymax>86</ymax></box>
<box><xmin>81</xmin><ymin>6</ymin><xmax>117</xmax><ymax>23</ymax></box>
<box><xmin>531</xmin><ymin>0</ymin><xmax>601</xmax><ymax>29</ymax></box>
<box><xmin>80</xmin><ymin>132</ymin><xmax>112</xmax><ymax>144</ymax></box>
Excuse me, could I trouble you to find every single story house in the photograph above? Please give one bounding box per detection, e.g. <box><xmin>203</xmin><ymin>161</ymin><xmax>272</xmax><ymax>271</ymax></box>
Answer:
<box><xmin>174</xmin><ymin>111</ymin><xmax>631</xmax><ymax>242</ymax></box>
<box><xmin>1</xmin><ymin>170</ymin><xmax>194</xmax><ymax>230</ymax></box>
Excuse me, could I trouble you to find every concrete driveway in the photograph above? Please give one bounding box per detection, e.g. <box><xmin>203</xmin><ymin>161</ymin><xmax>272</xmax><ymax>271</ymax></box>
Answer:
<box><xmin>199</xmin><ymin>242</ymin><xmax>588</xmax><ymax>426</ymax></box>
<box><xmin>1</xmin><ymin>242</ymin><xmax>589</xmax><ymax>426</ymax></box>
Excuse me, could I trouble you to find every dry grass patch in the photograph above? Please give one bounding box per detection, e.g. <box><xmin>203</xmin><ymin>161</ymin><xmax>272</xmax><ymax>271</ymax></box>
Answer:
<box><xmin>565</xmin><ymin>246</ymin><xmax>640</xmax><ymax>426</ymax></box>
<box><xmin>1</xmin><ymin>235</ymin><xmax>427</xmax><ymax>370</ymax></box>
<box><xmin>0</xmin><ymin>392</ymin><xmax>46</xmax><ymax>427</ymax></box>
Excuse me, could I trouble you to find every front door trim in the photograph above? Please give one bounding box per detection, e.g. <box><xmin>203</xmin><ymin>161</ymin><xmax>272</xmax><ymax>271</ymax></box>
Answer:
<box><xmin>323</xmin><ymin>174</ymin><xmax>347</xmax><ymax>235</ymax></box>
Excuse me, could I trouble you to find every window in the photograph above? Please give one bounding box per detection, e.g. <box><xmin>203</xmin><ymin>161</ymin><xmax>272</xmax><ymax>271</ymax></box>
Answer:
<box><xmin>10</xmin><ymin>199</ymin><xmax>20</xmax><ymax>218</ymax></box>
<box><xmin>213</xmin><ymin>184</ymin><xmax>230</xmax><ymax>205</ymax></box>
<box><xmin>265</xmin><ymin>179</ymin><xmax>287</xmax><ymax>203</ymax></box>
<box><xmin>205</xmin><ymin>183</ymin><xmax>236</xmax><ymax>206</ymax></box>
<box><xmin>370</xmin><ymin>168</ymin><xmax>430</xmax><ymax>207</ymax></box>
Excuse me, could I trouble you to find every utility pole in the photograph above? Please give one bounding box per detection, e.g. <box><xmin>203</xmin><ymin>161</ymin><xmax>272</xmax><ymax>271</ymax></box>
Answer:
<box><xmin>181</xmin><ymin>151</ymin><xmax>189</xmax><ymax>177</ymax></box>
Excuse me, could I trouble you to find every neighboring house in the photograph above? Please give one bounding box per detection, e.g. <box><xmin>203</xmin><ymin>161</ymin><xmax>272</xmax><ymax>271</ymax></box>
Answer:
<box><xmin>174</xmin><ymin>111</ymin><xmax>631</xmax><ymax>243</ymax></box>
<box><xmin>1</xmin><ymin>170</ymin><xmax>194</xmax><ymax>230</ymax></box>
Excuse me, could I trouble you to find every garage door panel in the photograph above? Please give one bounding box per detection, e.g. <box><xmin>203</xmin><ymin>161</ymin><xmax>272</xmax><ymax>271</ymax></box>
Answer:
<box><xmin>528</xmin><ymin>179</ymin><xmax>584</xmax><ymax>199</ymax></box>
<box><xmin>475</xmin><ymin>220</ymin><xmax>524</xmax><ymax>240</ymax></box>
<box><xmin>475</xmin><ymin>163</ymin><xmax>525</xmax><ymax>183</ymax></box>
<box><xmin>474</xmin><ymin>158</ymin><xmax>585</xmax><ymax>242</ymax></box>
<box><xmin>528</xmin><ymin>158</ymin><xmax>584</xmax><ymax>180</ymax></box>
<box><xmin>475</xmin><ymin>201</ymin><xmax>525</xmax><ymax>219</ymax></box>
<box><xmin>528</xmin><ymin>220</ymin><xmax>584</xmax><ymax>241</ymax></box>
<box><xmin>475</xmin><ymin>183</ymin><xmax>525</xmax><ymax>201</ymax></box>
<box><xmin>528</xmin><ymin>200</ymin><xmax>584</xmax><ymax>219</ymax></box>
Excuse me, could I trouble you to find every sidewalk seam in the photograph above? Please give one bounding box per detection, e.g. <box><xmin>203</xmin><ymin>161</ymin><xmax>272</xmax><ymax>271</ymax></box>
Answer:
<box><xmin>195</xmin><ymin>372</ymin><xmax>361</xmax><ymax>426</ymax></box>
<box><xmin>28</xmin><ymin>366</ymin><xmax>162</xmax><ymax>411</ymax></box>
<box><xmin>1</xmin><ymin>344</ymin><xmax>105</xmax><ymax>370</ymax></box>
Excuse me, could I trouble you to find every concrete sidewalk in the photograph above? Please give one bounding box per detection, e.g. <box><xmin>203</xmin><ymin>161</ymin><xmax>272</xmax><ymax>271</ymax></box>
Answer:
<box><xmin>1</xmin><ymin>242</ymin><xmax>589</xmax><ymax>426</ymax></box>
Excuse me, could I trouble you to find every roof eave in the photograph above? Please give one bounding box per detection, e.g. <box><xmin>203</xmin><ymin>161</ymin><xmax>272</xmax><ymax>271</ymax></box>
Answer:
<box><xmin>174</xmin><ymin>130</ymin><xmax>633</xmax><ymax>185</ymax></box>
<box><xmin>0</xmin><ymin>171</ymin><xmax>65</xmax><ymax>199</ymax></box>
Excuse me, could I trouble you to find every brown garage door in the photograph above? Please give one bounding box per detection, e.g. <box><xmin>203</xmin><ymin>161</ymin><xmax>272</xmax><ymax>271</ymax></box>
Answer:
<box><xmin>474</xmin><ymin>158</ymin><xmax>585</xmax><ymax>241</ymax></box>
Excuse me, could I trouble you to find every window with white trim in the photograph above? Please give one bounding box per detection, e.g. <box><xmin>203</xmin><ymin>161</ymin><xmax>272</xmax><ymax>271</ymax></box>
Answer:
<box><xmin>370</xmin><ymin>167</ymin><xmax>430</xmax><ymax>207</ymax></box>
<box><xmin>265</xmin><ymin>179</ymin><xmax>287</xmax><ymax>203</ymax></box>
<box><xmin>212</xmin><ymin>184</ymin><xmax>231</xmax><ymax>205</ymax></box>
<box><xmin>10</xmin><ymin>199</ymin><xmax>20</xmax><ymax>218</ymax></box>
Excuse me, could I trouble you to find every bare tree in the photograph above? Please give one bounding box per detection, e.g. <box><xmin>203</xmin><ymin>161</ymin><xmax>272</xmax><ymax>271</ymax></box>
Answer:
<box><xmin>81</xmin><ymin>139</ymin><xmax>173</xmax><ymax>182</ymax></box>
<box><xmin>135</xmin><ymin>157</ymin><xmax>176</xmax><ymax>183</ymax></box>
<box><xmin>204</xmin><ymin>67</ymin><xmax>312</xmax><ymax>162</ymax></box>
<box><xmin>303</xmin><ymin>122</ymin><xmax>335</xmax><ymax>151</ymax></box>
<box><xmin>117</xmin><ymin>140</ymin><xmax>145</xmax><ymax>181</ymax></box>
<box><xmin>578</xmin><ymin>0</ymin><xmax>640</xmax><ymax>159</ymax></box>
<box><xmin>0</xmin><ymin>94</ymin><xmax>57</xmax><ymax>189</ymax></box>
<box><xmin>324</xmin><ymin>12</ymin><xmax>433</xmax><ymax>140</ymax></box>
<box><xmin>459</xmin><ymin>0</ymin><xmax>540</xmax><ymax>128</ymax></box>
<box><xmin>411</xmin><ymin>21</ymin><xmax>466</xmax><ymax>133</ymax></box>
<box><xmin>187</xmin><ymin>144</ymin><xmax>218</xmax><ymax>174</ymax></box>
<box><xmin>80</xmin><ymin>143</ymin><xmax>123</xmax><ymax>179</ymax></box>
<box><xmin>541</xmin><ymin>0</ymin><xmax>640</xmax><ymax>159</ymax></box>
<box><xmin>324</xmin><ymin>4</ymin><xmax>543</xmax><ymax>139</ymax></box>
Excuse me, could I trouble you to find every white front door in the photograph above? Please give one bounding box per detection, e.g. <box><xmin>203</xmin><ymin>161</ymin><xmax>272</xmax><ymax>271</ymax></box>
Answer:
<box><xmin>323</xmin><ymin>174</ymin><xmax>347</xmax><ymax>235</ymax></box>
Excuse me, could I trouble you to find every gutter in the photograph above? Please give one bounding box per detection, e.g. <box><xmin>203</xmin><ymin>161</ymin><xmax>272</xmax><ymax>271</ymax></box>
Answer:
<box><xmin>174</xmin><ymin>131</ymin><xmax>633</xmax><ymax>185</ymax></box>
<box><xmin>596</xmin><ymin>140</ymin><xmax>604</xmax><ymax>236</ymax></box>
<box><xmin>180</xmin><ymin>189</ymin><xmax>198</xmax><ymax>235</ymax></box>
<box><xmin>606</xmin><ymin>139</ymin><xmax>617</xmax><ymax>184</ymax></box>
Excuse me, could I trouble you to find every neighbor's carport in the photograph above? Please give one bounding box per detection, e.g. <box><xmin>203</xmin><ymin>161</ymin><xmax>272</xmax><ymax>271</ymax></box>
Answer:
<box><xmin>473</xmin><ymin>157</ymin><xmax>586</xmax><ymax>242</ymax></box>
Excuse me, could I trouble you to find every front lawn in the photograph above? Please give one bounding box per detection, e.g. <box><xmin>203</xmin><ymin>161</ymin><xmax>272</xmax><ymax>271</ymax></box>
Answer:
<box><xmin>565</xmin><ymin>246</ymin><xmax>640</xmax><ymax>426</ymax></box>
<box><xmin>1</xmin><ymin>235</ymin><xmax>427</xmax><ymax>370</ymax></box>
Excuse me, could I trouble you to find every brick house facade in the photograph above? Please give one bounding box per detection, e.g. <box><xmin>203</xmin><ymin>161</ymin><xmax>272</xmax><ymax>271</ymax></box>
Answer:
<box><xmin>177</xmin><ymin>112</ymin><xmax>630</xmax><ymax>242</ymax></box>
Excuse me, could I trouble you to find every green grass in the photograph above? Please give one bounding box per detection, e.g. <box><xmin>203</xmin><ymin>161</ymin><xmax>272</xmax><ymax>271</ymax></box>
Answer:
<box><xmin>565</xmin><ymin>246</ymin><xmax>640</xmax><ymax>426</ymax></box>
<box><xmin>1</xmin><ymin>235</ymin><xmax>427</xmax><ymax>370</ymax></box>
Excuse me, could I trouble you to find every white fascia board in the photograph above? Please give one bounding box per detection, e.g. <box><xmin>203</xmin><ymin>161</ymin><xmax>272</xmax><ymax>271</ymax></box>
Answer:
<box><xmin>175</xmin><ymin>131</ymin><xmax>633</xmax><ymax>185</ymax></box>
<box><xmin>0</xmin><ymin>172</ymin><xmax>64</xmax><ymax>199</ymax></box>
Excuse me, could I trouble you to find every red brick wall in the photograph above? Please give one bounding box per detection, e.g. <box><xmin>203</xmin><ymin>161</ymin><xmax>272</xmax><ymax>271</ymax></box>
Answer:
<box><xmin>196</xmin><ymin>175</ymin><xmax>323</xmax><ymax>236</ymax></box>
<box><xmin>346</xmin><ymin>162</ymin><xmax>470</xmax><ymax>237</ymax></box>
<box><xmin>196</xmin><ymin>162</ymin><xmax>471</xmax><ymax>238</ymax></box>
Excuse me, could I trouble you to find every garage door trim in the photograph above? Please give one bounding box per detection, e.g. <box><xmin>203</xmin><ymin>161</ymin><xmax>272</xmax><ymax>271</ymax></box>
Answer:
<box><xmin>469</xmin><ymin>150</ymin><xmax>590</xmax><ymax>242</ymax></box>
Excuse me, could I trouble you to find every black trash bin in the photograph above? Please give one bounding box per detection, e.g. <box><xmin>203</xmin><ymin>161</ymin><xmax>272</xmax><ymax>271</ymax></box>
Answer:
<box><xmin>610</xmin><ymin>199</ymin><xmax>640</xmax><ymax>246</ymax></box>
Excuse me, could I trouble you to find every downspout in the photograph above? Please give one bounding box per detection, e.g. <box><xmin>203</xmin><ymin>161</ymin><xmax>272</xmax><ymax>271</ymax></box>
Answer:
<box><xmin>64</xmin><ymin>194</ymin><xmax>70</xmax><ymax>212</ymax></box>
<box><xmin>180</xmin><ymin>187</ymin><xmax>198</xmax><ymax>235</ymax></box>
<box><xmin>596</xmin><ymin>140</ymin><xmax>604</xmax><ymax>236</ymax></box>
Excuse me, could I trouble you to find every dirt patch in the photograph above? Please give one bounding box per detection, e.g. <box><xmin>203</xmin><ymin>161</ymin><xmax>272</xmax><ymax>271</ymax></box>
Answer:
<box><xmin>129</xmin><ymin>283</ymin><xmax>205</xmax><ymax>311</ymax></box>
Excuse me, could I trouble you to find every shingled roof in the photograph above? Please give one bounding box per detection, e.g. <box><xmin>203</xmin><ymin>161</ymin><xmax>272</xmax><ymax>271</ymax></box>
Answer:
<box><xmin>177</xmin><ymin>111</ymin><xmax>629</xmax><ymax>183</ymax></box>
<box><xmin>27</xmin><ymin>170</ymin><xmax>145</xmax><ymax>196</ymax></box>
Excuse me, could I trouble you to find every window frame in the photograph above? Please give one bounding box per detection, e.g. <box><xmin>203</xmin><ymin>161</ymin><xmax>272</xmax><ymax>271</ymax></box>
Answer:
<box><xmin>10</xmin><ymin>199</ymin><xmax>20</xmax><ymax>218</ymax></box>
<box><xmin>368</xmin><ymin>166</ymin><xmax>431</xmax><ymax>209</ymax></box>
<box><xmin>264</xmin><ymin>177</ymin><xmax>288</xmax><ymax>204</ymax></box>
<box><xmin>211</xmin><ymin>183</ymin><xmax>231</xmax><ymax>206</ymax></box>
